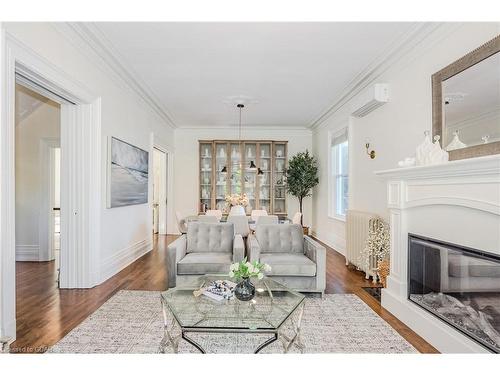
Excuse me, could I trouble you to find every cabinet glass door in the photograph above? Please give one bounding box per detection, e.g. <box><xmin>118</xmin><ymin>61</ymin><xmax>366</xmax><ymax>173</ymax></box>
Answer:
<box><xmin>257</xmin><ymin>143</ymin><xmax>271</xmax><ymax>213</ymax></box>
<box><xmin>273</xmin><ymin>143</ymin><xmax>287</xmax><ymax>215</ymax></box>
<box><xmin>214</xmin><ymin>143</ymin><xmax>228</xmax><ymax>212</ymax></box>
<box><xmin>199</xmin><ymin>142</ymin><xmax>213</xmax><ymax>212</ymax></box>
<box><xmin>243</xmin><ymin>143</ymin><xmax>257</xmax><ymax>214</ymax></box>
<box><xmin>229</xmin><ymin>142</ymin><xmax>242</xmax><ymax>196</ymax></box>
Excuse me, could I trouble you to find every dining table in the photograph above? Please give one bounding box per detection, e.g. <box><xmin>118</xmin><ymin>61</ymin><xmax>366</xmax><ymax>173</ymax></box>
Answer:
<box><xmin>184</xmin><ymin>215</ymin><xmax>292</xmax><ymax>225</ymax></box>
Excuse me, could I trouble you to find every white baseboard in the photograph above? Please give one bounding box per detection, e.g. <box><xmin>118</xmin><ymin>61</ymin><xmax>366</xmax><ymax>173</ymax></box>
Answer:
<box><xmin>100</xmin><ymin>238</ymin><xmax>153</xmax><ymax>283</ymax></box>
<box><xmin>310</xmin><ymin>230</ymin><xmax>346</xmax><ymax>255</ymax></box>
<box><xmin>1</xmin><ymin>318</ymin><xmax>16</xmax><ymax>343</ymax></box>
<box><xmin>15</xmin><ymin>245</ymin><xmax>40</xmax><ymax>261</ymax></box>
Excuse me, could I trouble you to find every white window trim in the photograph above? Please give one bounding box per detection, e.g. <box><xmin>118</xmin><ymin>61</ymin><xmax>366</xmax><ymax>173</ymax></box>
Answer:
<box><xmin>328</xmin><ymin>127</ymin><xmax>348</xmax><ymax>222</ymax></box>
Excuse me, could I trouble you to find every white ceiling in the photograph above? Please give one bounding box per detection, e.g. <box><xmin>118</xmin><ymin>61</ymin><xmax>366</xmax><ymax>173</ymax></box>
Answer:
<box><xmin>90</xmin><ymin>22</ymin><xmax>418</xmax><ymax>128</ymax></box>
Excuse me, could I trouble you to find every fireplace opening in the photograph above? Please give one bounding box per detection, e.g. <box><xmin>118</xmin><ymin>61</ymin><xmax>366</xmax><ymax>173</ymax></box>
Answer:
<box><xmin>408</xmin><ymin>234</ymin><xmax>500</xmax><ymax>353</ymax></box>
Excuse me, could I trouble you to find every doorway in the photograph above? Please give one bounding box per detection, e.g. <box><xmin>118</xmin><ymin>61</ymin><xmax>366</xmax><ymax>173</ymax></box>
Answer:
<box><xmin>1</xmin><ymin>38</ymin><xmax>102</xmax><ymax>341</ymax></box>
<box><xmin>152</xmin><ymin>147</ymin><xmax>168</xmax><ymax>235</ymax></box>
<box><xmin>15</xmin><ymin>83</ymin><xmax>61</xmax><ymax>270</ymax></box>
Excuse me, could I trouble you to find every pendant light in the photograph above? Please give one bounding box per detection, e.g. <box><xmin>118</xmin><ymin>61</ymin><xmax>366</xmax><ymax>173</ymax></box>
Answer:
<box><xmin>220</xmin><ymin>103</ymin><xmax>264</xmax><ymax>175</ymax></box>
<box><xmin>237</xmin><ymin>104</ymin><xmax>260</xmax><ymax>172</ymax></box>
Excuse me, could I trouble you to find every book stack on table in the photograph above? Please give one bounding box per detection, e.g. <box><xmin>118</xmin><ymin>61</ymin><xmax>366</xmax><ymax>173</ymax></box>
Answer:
<box><xmin>202</xmin><ymin>280</ymin><xmax>237</xmax><ymax>301</ymax></box>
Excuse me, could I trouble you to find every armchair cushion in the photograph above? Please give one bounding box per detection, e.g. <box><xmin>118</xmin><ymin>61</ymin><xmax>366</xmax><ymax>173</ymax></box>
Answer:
<box><xmin>186</xmin><ymin>222</ymin><xmax>234</xmax><ymax>253</ymax></box>
<box><xmin>255</xmin><ymin>224</ymin><xmax>303</xmax><ymax>253</ymax></box>
<box><xmin>260</xmin><ymin>253</ymin><xmax>316</xmax><ymax>277</ymax></box>
<box><xmin>177</xmin><ymin>252</ymin><xmax>233</xmax><ymax>275</ymax></box>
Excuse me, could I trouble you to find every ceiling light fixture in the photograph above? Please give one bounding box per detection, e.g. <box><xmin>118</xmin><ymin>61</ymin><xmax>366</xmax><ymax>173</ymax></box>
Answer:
<box><xmin>221</xmin><ymin>103</ymin><xmax>264</xmax><ymax>176</ymax></box>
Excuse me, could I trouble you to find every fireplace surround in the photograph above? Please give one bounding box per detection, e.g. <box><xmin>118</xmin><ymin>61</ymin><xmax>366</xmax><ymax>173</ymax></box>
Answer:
<box><xmin>375</xmin><ymin>154</ymin><xmax>500</xmax><ymax>353</ymax></box>
<box><xmin>408</xmin><ymin>234</ymin><xmax>500</xmax><ymax>352</ymax></box>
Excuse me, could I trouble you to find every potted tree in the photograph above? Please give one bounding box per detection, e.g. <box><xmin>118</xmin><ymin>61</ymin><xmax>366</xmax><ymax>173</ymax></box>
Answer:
<box><xmin>285</xmin><ymin>150</ymin><xmax>319</xmax><ymax>235</ymax></box>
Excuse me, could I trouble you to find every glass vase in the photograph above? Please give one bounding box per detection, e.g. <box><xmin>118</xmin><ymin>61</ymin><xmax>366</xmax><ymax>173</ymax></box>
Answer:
<box><xmin>234</xmin><ymin>277</ymin><xmax>255</xmax><ymax>301</ymax></box>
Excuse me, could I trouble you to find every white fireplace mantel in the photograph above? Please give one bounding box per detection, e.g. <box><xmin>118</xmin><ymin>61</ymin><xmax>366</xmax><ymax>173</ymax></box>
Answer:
<box><xmin>375</xmin><ymin>154</ymin><xmax>500</xmax><ymax>353</ymax></box>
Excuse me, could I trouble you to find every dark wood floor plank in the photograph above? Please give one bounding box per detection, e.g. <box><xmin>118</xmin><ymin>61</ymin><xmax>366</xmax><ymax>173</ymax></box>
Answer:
<box><xmin>11</xmin><ymin>234</ymin><xmax>438</xmax><ymax>353</ymax></box>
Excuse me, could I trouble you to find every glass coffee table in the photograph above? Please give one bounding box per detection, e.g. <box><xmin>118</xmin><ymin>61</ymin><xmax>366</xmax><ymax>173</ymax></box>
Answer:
<box><xmin>160</xmin><ymin>275</ymin><xmax>305</xmax><ymax>354</ymax></box>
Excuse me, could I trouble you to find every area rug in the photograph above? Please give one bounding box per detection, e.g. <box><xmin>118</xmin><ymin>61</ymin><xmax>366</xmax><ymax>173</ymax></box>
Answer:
<box><xmin>48</xmin><ymin>290</ymin><xmax>417</xmax><ymax>354</ymax></box>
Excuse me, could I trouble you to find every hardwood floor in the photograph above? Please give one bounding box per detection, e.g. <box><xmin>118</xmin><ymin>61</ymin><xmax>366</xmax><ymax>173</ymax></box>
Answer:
<box><xmin>10</xmin><ymin>234</ymin><xmax>438</xmax><ymax>353</ymax></box>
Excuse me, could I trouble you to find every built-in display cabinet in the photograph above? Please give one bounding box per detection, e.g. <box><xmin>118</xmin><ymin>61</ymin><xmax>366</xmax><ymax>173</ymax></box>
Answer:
<box><xmin>199</xmin><ymin>140</ymin><xmax>288</xmax><ymax>216</ymax></box>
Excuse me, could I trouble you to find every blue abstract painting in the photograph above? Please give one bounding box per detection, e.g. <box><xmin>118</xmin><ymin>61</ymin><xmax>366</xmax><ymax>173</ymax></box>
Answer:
<box><xmin>109</xmin><ymin>137</ymin><xmax>149</xmax><ymax>208</ymax></box>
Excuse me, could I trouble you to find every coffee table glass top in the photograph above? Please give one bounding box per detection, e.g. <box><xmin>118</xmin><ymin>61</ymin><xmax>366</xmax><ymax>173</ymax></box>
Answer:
<box><xmin>161</xmin><ymin>275</ymin><xmax>305</xmax><ymax>331</ymax></box>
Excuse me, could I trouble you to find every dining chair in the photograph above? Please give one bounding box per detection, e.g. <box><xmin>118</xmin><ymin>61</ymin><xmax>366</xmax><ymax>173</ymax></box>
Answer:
<box><xmin>175</xmin><ymin>211</ymin><xmax>188</xmax><ymax>234</ymax></box>
<box><xmin>228</xmin><ymin>205</ymin><xmax>246</xmax><ymax>216</ymax></box>
<box><xmin>227</xmin><ymin>215</ymin><xmax>250</xmax><ymax>238</ymax></box>
<box><xmin>292</xmin><ymin>212</ymin><xmax>302</xmax><ymax>225</ymax></box>
<box><xmin>251</xmin><ymin>209</ymin><xmax>268</xmax><ymax>222</ymax></box>
<box><xmin>255</xmin><ymin>215</ymin><xmax>279</xmax><ymax>226</ymax></box>
<box><xmin>205</xmin><ymin>209</ymin><xmax>223</xmax><ymax>221</ymax></box>
<box><xmin>198</xmin><ymin>215</ymin><xmax>219</xmax><ymax>223</ymax></box>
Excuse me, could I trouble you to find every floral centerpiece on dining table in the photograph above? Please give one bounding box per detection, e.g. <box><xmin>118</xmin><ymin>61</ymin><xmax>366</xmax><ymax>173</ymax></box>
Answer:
<box><xmin>225</xmin><ymin>193</ymin><xmax>249</xmax><ymax>207</ymax></box>
<box><xmin>225</xmin><ymin>193</ymin><xmax>249</xmax><ymax>215</ymax></box>
<box><xmin>229</xmin><ymin>258</ymin><xmax>271</xmax><ymax>301</ymax></box>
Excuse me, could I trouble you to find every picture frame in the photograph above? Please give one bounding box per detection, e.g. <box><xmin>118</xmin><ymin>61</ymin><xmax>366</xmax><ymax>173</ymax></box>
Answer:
<box><xmin>107</xmin><ymin>136</ymin><xmax>149</xmax><ymax>208</ymax></box>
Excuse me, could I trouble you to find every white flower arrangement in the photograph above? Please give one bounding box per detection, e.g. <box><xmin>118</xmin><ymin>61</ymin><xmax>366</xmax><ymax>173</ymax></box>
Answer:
<box><xmin>229</xmin><ymin>258</ymin><xmax>271</xmax><ymax>280</ymax></box>
<box><xmin>358</xmin><ymin>217</ymin><xmax>390</xmax><ymax>283</ymax></box>
<box><xmin>225</xmin><ymin>193</ymin><xmax>249</xmax><ymax>207</ymax></box>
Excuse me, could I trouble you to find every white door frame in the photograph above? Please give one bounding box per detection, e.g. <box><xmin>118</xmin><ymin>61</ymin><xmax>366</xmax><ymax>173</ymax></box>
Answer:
<box><xmin>39</xmin><ymin>137</ymin><xmax>60</xmax><ymax>262</ymax></box>
<box><xmin>153</xmin><ymin>147</ymin><xmax>167</xmax><ymax>235</ymax></box>
<box><xmin>0</xmin><ymin>32</ymin><xmax>102</xmax><ymax>340</ymax></box>
<box><xmin>151</xmin><ymin>134</ymin><xmax>174</xmax><ymax>235</ymax></box>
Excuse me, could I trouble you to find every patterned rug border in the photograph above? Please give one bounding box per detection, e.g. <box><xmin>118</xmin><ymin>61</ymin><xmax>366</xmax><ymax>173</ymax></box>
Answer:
<box><xmin>48</xmin><ymin>290</ymin><xmax>417</xmax><ymax>354</ymax></box>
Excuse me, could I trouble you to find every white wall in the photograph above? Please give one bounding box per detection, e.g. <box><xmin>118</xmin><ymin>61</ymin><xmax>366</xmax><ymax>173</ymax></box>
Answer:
<box><xmin>312</xmin><ymin>23</ymin><xmax>500</xmax><ymax>255</ymax></box>
<box><xmin>15</xmin><ymin>86</ymin><xmax>60</xmax><ymax>261</ymax></box>
<box><xmin>174</xmin><ymin>127</ymin><xmax>313</xmax><ymax>230</ymax></box>
<box><xmin>4</xmin><ymin>23</ymin><xmax>175</xmax><ymax>283</ymax></box>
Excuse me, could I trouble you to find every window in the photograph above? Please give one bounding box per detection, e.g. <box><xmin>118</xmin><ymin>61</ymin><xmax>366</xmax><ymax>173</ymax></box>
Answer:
<box><xmin>329</xmin><ymin>129</ymin><xmax>349</xmax><ymax>219</ymax></box>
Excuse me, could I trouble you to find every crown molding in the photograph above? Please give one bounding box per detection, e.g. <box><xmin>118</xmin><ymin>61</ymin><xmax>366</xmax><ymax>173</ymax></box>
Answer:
<box><xmin>178</xmin><ymin>123</ymin><xmax>310</xmax><ymax>131</ymax></box>
<box><xmin>309</xmin><ymin>22</ymin><xmax>460</xmax><ymax>130</ymax></box>
<box><xmin>51</xmin><ymin>22</ymin><xmax>177</xmax><ymax>129</ymax></box>
<box><xmin>178</xmin><ymin>125</ymin><xmax>312</xmax><ymax>134</ymax></box>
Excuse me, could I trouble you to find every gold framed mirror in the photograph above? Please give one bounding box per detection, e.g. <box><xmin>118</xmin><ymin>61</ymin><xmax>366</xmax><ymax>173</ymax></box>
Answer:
<box><xmin>432</xmin><ymin>35</ymin><xmax>500</xmax><ymax>161</ymax></box>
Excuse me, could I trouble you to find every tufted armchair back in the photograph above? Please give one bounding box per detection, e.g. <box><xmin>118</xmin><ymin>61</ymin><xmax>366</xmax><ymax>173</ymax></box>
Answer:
<box><xmin>255</xmin><ymin>224</ymin><xmax>304</xmax><ymax>253</ymax></box>
<box><xmin>186</xmin><ymin>222</ymin><xmax>234</xmax><ymax>253</ymax></box>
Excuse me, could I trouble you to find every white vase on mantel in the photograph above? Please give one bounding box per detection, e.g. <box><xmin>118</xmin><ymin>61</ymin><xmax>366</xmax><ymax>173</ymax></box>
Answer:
<box><xmin>416</xmin><ymin>131</ymin><xmax>449</xmax><ymax>166</ymax></box>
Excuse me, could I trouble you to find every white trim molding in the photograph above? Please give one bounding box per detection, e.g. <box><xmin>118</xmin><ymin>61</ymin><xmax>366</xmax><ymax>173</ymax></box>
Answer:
<box><xmin>38</xmin><ymin>137</ymin><xmax>60</xmax><ymax>262</ymax></box>
<box><xmin>100</xmin><ymin>238</ymin><xmax>153</xmax><ymax>284</ymax></box>
<box><xmin>375</xmin><ymin>154</ymin><xmax>500</xmax><ymax>353</ymax></box>
<box><xmin>327</xmin><ymin>126</ymin><xmax>349</xmax><ymax>220</ymax></box>
<box><xmin>15</xmin><ymin>245</ymin><xmax>39</xmax><ymax>262</ymax></box>
<box><xmin>52</xmin><ymin>23</ymin><xmax>176</xmax><ymax>130</ymax></box>
<box><xmin>310</xmin><ymin>23</ymin><xmax>460</xmax><ymax>130</ymax></box>
<box><xmin>311</xmin><ymin>230</ymin><xmax>346</xmax><ymax>256</ymax></box>
<box><xmin>1</xmin><ymin>32</ymin><xmax>102</xmax><ymax>339</ymax></box>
